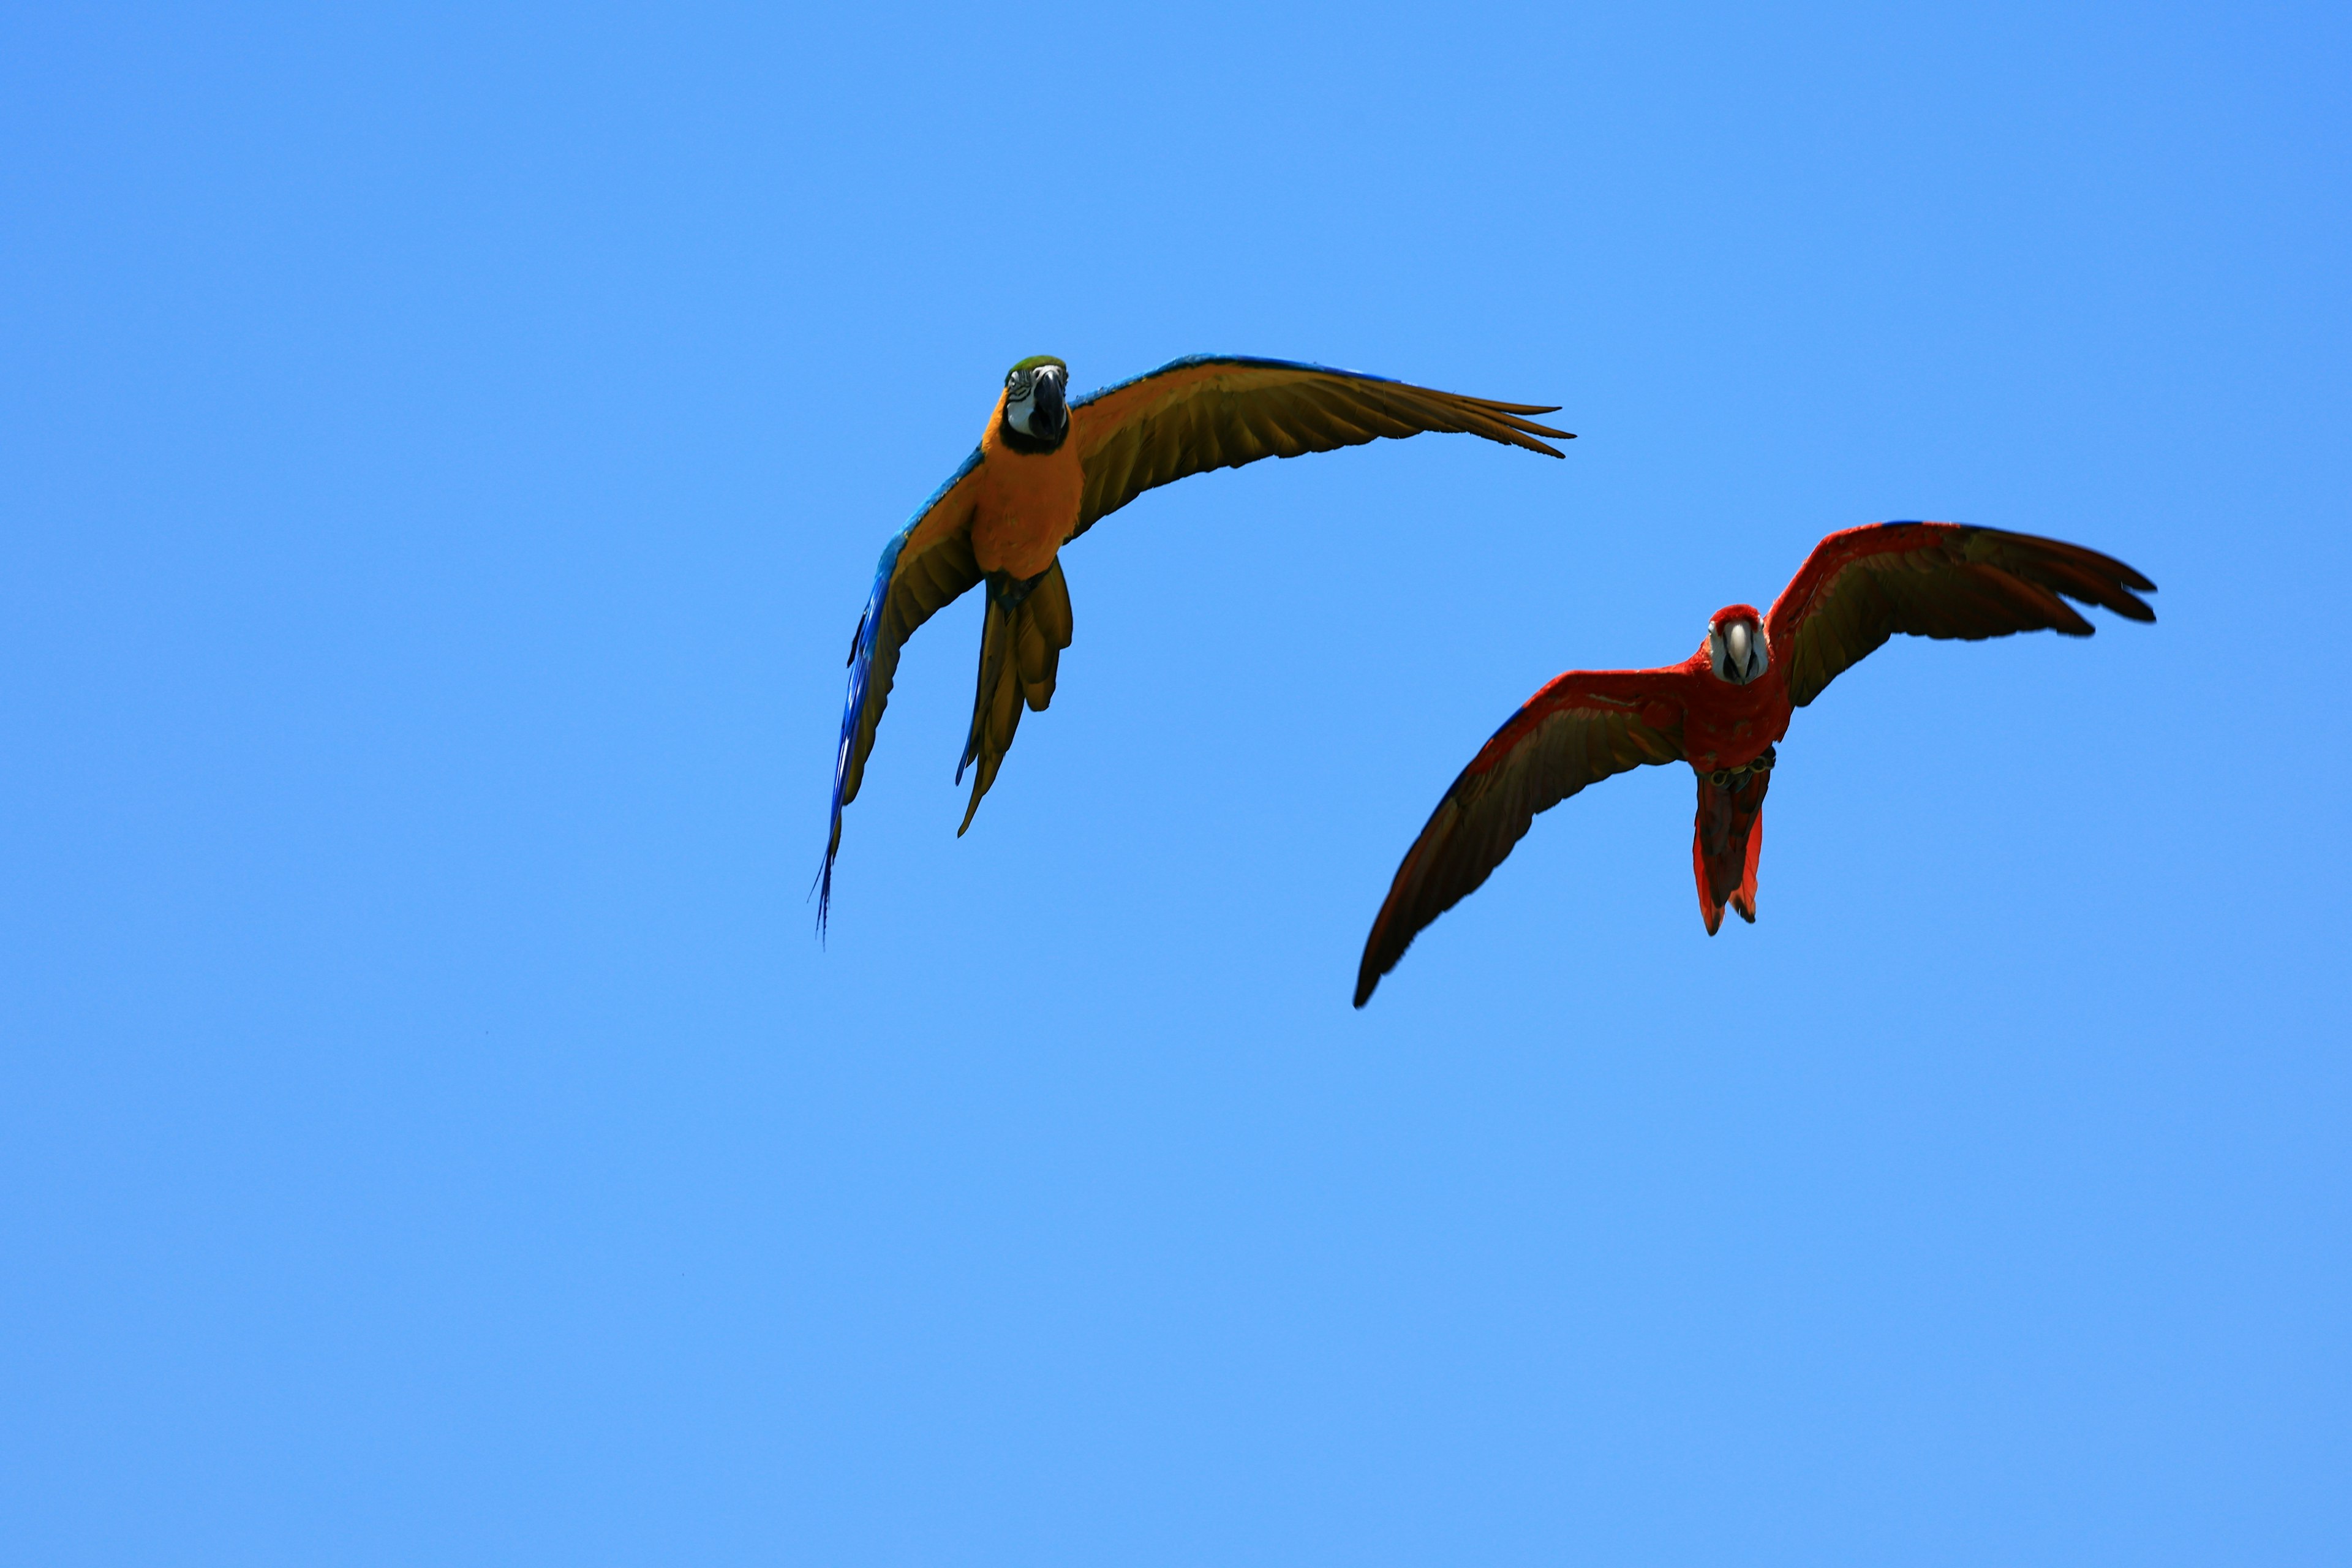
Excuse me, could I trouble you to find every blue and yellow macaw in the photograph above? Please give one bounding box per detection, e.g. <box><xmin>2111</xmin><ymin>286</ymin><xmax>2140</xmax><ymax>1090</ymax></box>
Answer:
<box><xmin>818</xmin><ymin>353</ymin><xmax>1572</xmax><ymax>925</ymax></box>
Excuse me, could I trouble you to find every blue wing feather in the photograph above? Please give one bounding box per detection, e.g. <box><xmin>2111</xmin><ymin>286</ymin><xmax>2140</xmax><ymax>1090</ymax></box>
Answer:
<box><xmin>816</xmin><ymin>447</ymin><xmax>983</xmax><ymax>932</ymax></box>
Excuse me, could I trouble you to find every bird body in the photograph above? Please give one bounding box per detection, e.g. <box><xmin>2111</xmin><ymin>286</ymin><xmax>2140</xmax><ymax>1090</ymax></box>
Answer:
<box><xmin>970</xmin><ymin>386</ymin><xmax>1087</xmax><ymax>581</ymax></box>
<box><xmin>1655</xmin><ymin>617</ymin><xmax>1784</xmax><ymax>774</ymax></box>
<box><xmin>820</xmin><ymin>353</ymin><xmax>1573</xmax><ymax>926</ymax></box>
<box><xmin>1354</xmin><ymin>522</ymin><xmax>2158</xmax><ymax>1006</ymax></box>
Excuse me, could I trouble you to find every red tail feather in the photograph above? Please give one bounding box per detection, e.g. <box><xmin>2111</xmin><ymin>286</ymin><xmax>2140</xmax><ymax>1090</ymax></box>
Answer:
<box><xmin>1691</xmin><ymin>762</ymin><xmax>1771</xmax><ymax>933</ymax></box>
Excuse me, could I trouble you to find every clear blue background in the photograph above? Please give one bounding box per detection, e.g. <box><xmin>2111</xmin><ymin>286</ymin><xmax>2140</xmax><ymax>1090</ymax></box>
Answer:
<box><xmin>4</xmin><ymin>3</ymin><xmax>2345</xmax><ymax>1562</ymax></box>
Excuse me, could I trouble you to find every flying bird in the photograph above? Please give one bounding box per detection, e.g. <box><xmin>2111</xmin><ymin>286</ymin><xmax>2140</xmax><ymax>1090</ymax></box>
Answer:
<box><xmin>820</xmin><ymin>353</ymin><xmax>1572</xmax><ymax>926</ymax></box>
<box><xmin>1354</xmin><ymin>522</ymin><xmax>2157</xmax><ymax>1006</ymax></box>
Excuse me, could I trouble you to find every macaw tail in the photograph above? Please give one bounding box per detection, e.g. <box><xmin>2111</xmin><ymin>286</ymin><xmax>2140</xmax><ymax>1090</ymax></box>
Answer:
<box><xmin>956</xmin><ymin>561</ymin><xmax>1074</xmax><ymax>834</ymax></box>
<box><xmin>1691</xmin><ymin>748</ymin><xmax>1774</xmax><ymax>935</ymax></box>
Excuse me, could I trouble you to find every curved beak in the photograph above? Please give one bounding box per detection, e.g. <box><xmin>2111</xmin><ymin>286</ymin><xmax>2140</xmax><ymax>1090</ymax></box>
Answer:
<box><xmin>1725</xmin><ymin>620</ymin><xmax>1751</xmax><ymax>679</ymax></box>
<box><xmin>1033</xmin><ymin>367</ymin><xmax>1068</xmax><ymax>440</ymax></box>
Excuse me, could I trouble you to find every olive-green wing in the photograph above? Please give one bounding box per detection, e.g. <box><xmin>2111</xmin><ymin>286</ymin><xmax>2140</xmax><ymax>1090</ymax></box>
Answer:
<box><xmin>820</xmin><ymin>451</ymin><xmax>987</xmax><ymax>926</ymax></box>
<box><xmin>1069</xmin><ymin>355</ymin><xmax>1569</xmax><ymax>538</ymax></box>
<box><xmin>1765</xmin><ymin>522</ymin><xmax>2157</xmax><ymax>710</ymax></box>
<box><xmin>1356</xmin><ymin>670</ymin><xmax>1689</xmax><ymax>1007</ymax></box>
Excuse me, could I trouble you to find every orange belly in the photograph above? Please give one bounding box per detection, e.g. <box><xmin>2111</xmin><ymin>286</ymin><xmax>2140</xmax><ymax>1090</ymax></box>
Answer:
<box><xmin>971</xmin><ymin>408</ymin><xmax>1086</xmax><ymax>581</ymax></box>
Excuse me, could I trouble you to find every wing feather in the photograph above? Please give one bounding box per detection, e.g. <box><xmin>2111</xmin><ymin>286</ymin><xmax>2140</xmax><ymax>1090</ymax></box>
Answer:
<box><xmin>1355</xmin><ymin>671</ymin><xmax>1689</xmax><ymax>1006</ymax></box>
<box><xmin>818</xmin><ymin>452</ymin><xmax>987</xmax><ymax>927</ymax></box>
<box><xmin>1071</xmin><ymin>355</ymin><xmax>1570</xmax><ymax>537</ymax></box>
<box><xmin>1766</xmin><ymin>522</ymin><xmax>2155</xmax><ymax>709</ymax></box>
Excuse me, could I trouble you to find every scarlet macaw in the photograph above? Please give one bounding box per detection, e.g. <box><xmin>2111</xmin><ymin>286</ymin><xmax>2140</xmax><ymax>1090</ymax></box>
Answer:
<box><xmin>820</xmin><ymin>354</ymin><xmax>1572</xmax><ymax>925</ymax></box>
<box><xmin>1353</xmin><ymin>522</ymin><xmax>2157</xmax><ymax>1006</ymax></box>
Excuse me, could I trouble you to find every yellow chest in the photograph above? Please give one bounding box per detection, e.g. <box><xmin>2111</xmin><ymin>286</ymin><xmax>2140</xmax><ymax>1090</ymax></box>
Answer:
<box><xmin>971</xmin><ymin>404</ymin><xmax>1085</xmax><ymax>581</ymax></box>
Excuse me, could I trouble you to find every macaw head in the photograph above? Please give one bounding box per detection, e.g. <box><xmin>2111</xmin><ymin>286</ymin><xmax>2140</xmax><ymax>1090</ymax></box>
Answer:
<box><xmin>1706</xmin><ymin>605</ymin><xmax>1770</xmax><ymax>685</ymax></box>
<box><xmin>1001</xmin><ymin>355</ymin><xmax>1070</xmax><ymax>448</ymax></box>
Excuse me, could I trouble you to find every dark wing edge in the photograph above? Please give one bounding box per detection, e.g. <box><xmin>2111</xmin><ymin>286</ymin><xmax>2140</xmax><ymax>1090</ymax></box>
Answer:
<box><xmin>1071</xmin><ymin>355</ymin><xmax>1572</xmax><ymax>537</ymax></box>
<box><xmin>1355</xmin><ymin>675</ymin><xmax>1686</xmax><ymax>1007</ymax></box>
<box><xmin>1765</xmin><ymin>522</ymin><xmax>2158</xmax><ymax>709</ymax></box>
<box><xmin>816</xmin><ymin>450</ymin><xmax>986</xmax><ymax>931</ymax></box>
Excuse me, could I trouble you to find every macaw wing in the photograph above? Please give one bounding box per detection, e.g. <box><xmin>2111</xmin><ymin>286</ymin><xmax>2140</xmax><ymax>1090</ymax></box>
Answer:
<box><xmin>1766</xmin><ymin>522</ymin><xmax>2157</xmax><ymax>709</ymax></box>
<box><xmin>819</xmin><ymin>450</ymin><xmax>987</xmax><ymax>927</ymax></box>
<box><xmin>1355</xmin><ymin>671</ymin><xmax>1689</xmax><ymax>1007</ymax></box>
<box><xmin>1069</xmin><ymin>355</ymin><xmax>1570</xmax><ymax>537</ymax></box>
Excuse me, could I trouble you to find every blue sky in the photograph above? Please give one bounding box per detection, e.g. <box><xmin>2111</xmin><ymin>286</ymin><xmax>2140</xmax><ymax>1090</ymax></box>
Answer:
<box><xmin>2</xmin><ymin>2</ymin><xmax>2346</xmax><ymax>1562</ymax></box>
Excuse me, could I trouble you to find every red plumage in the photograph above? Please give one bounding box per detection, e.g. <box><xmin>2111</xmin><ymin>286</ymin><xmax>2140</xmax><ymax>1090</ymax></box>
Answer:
<box><xmin>1353</xmin><ymin>522</ymin><xmax>2155</xmax><ymax>1007</ymax></box>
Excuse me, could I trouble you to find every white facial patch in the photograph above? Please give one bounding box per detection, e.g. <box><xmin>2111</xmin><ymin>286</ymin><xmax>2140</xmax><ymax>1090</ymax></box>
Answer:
<box><xmin>1709</xmin><ymin>619</ymin><xmax>1770</xmax><ymax>684</ymax></box>
<box><xmin>1005</xmin><ymin>387</ymin><xmax>1038</xmax><ymax>435</ymax></box>
<box><xmin>1003</xmin><ymin>367</ymin><xmax>1064</xmax><ymax>439</ymax></box>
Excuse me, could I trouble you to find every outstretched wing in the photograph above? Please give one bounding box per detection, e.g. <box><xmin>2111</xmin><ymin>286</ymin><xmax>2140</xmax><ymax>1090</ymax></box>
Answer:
<box><xmin>1070</xmin><ymin>355</ymin><xmax>1570</xmax><ymax>537</ymax></box>
<box><xmin>1766</xmin><ymin>522</ymin><xmax>2157</xmax><ymax>709</ymax></box>
<box><xmin>819</xmin><ymin>451</ymin><xmax>989</xmax><ymax>928</ymax></box>
<box><xmin>1355</xmin><ymin>671</ymin><xmax>1689</xmax><ymax>1007</ymax></box>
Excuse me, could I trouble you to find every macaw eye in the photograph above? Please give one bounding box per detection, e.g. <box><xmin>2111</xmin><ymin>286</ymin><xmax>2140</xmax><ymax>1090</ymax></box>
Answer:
<box><xmin>1009</xmin><ymin>372</ymin><xmax>1031</xmax><ymax>396</ymax></box>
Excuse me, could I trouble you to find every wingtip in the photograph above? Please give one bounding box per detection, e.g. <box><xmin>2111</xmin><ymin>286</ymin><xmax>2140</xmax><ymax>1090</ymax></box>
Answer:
<box><xmin>1352</xmin><ymin>940</ymin><xmax>1390</xmax><ymax>1008</ymax></box>
<box><xmin>812</xmin><ymin>812</ymin><xmax>845</xmax><ymax>935</ymax></box>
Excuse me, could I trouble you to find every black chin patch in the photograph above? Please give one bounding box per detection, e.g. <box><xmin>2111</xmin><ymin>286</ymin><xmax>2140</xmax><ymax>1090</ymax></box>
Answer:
<box><xmin>998</xmin><ymin>388</ymin><xmax>1068</xmax><ymax>454</ymax></box>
